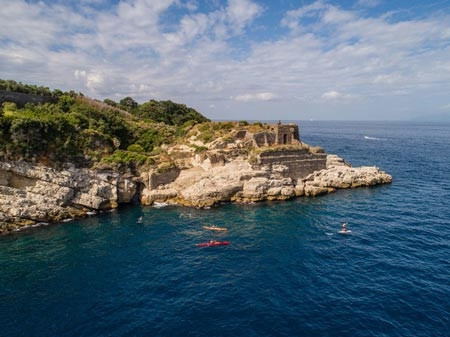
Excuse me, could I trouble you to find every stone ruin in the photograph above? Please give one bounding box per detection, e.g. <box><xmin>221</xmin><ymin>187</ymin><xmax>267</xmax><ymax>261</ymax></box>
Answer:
<box><xmin>236</xmin><ymin>122</ymin><xmax>301</xmax><ymax>148</ymax></box>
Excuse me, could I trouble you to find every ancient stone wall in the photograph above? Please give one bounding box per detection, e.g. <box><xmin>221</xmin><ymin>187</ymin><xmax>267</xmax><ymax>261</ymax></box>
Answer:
<box><xmin>258</xmin><ymin>150</ymin><xmax>327</xmax><ymax>180</ymax></box>
<box><xmin>252</xmin><ymin>132</ymin><xmax>276</xmax><ymax>147</ymax></box>
<box><xmin>270</xmin><ymin>124</ymin><xmax>300</xmax><ymax>145</ymax></box>
<box><xmin>0</xmin><ymin>90</ymin><xmax>56</xmax><ymax>108</ymax></box>
<box><xmin>236</xmin><ymin>123</ymin><xmax>300</xmax><ymax>148</ymax></box>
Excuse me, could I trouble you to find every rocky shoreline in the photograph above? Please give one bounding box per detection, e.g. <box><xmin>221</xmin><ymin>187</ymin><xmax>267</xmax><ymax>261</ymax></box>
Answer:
<box><xmin>0</xmin><ymin>147</ymin><xmax>392</xmax><ymax>234</ymax></box>
<box><xmin>0</xmin><ymin>86</ymin><xmax>393</xmax><ymax>235</ymax></box>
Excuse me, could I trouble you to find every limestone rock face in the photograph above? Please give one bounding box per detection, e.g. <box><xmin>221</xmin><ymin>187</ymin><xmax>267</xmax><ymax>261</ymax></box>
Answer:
<box><xmin>0</xmin><ymin>161</ymin><xmax>138</xmax><ymax>233</ymax></box>
<box><xmin>140</xmin><ymin>188</ymin><xmax>178</xmax><ymax>205</ymax></box>
<box><xmin>1</xmin><ymin>149</ymin><xmax>392</xmax><ymax>234</ymax></box>
<box><xmin>117</xmin><ymin>175</ymin><xmax>138</xmax><ymax>203</ymax></box>
<box><xmin>302</xmin><ymin>163</ymin><xmax>392</xmax><ymax>196</ymax></box>
<box><xmin>326</xmin><ymin>154</ymin><xmax>349</xmax><ymax>168</ymax></box>
<box><xmin>139</xmin><ymin>152</ymin><xmax>391</xmax><ymax>207</ymax></box>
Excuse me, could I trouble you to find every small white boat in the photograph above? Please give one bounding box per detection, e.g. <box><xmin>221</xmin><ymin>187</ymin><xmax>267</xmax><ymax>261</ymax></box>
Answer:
<box><xmin>153</xmin><ymin>202</ymin><xmax>168</xmax><ymax>208</ymax></box>
<box><xmin>203</xmin><ymin>226</ymin><xmax>227</xmax><ymax>231</ymax></box>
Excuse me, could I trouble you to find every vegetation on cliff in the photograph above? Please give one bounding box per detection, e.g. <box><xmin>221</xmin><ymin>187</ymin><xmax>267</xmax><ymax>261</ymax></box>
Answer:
<box><xmin>0</xmin><ymin>80</ymin><xmax>310</xmax><ymax>173</ymax></box>
<box><xmin>106</xmin><ymin>96</ymin><xmax>208</xmax><ymax>126</ymax></box>
<box><xmin>0</xmin><ymin>79</ymin><xmax>56</xmax><ymax>97</ymax></box>
<box><xmin>0</xmin><ymin>79</ymin><xmax>209</xmax><ymax>168</ymax></box>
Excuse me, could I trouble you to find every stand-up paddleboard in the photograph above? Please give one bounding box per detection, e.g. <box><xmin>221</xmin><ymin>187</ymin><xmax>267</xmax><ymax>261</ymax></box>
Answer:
<box><xmin>203</xmin><ymin>226</ymin><xmax>227</xmax><ymax>231</ymax></box>
<box><xmin>197</xmin><ymin>241</ymin><xmax>230</xmax><ymax>247</ymax></box>
<box><xmin>338</xmin><ymin>230</ymin><xmax>352</xmax><ymax>234</ymax></box>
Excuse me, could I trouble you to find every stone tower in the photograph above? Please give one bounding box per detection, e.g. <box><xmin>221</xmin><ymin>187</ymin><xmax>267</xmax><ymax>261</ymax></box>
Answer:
<box><xmin>237</xmin><ymin>122</ymin><xmax>301</xmax><ymax>148</ymax></box>
<box><xmin>267</xmin><ymin>122</ymin><xmax>300</xmax><ymax>145</ymax></box>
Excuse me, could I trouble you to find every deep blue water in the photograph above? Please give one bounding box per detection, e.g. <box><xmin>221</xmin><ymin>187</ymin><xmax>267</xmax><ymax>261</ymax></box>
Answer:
<box><xmin>1</xmin><ymin>121</ymin><xmax>449</xmax><ymax>337</ymax></box>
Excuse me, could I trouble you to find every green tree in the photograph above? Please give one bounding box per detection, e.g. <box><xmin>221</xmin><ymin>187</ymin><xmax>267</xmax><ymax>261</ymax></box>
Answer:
<box><xmin>2</xmin><ymin>102</ymin><xmax>17</xmax><ymax>116</ymax></box>
<box><xmin>104</xmin><ymin>98</ymin><xmax>118</xmax><ymax>107</ymax></box>
<box><xmin>136</xmin><ymin>99</ymin><xmax>208</xmax><ymax>126</ymax></box>
<box><xmin>119</xmin><ymin>97</ymin><xmax>138</xmax><ymax>112</ymax></box>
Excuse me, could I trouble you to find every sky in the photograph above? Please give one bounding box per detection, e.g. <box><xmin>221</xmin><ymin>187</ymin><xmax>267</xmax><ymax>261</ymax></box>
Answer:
<box><xmin>1</xmin><ymin>0</ymin><xmax>450</xmax><ymax>121</ymax></box>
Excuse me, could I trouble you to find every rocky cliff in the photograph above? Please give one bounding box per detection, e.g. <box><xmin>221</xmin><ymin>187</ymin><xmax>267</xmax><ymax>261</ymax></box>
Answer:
<box><xmin>0</xmin><ymin>142</ymin><xmax>392</xmax><ymax>234</ymax></box>
<box><xmin>0</xmin><ymin>82</ymin><xmax>393</xmax><ymax>234</ymax></box>
<box><xmin>139</xmin><ymin>148</ymin><xmax>391</xmax><ymax>207</ymax></box>
<box><xmin>0</xmin><ymin>161</ymin><xmax>138</xmax><ymax>233</ymax></box>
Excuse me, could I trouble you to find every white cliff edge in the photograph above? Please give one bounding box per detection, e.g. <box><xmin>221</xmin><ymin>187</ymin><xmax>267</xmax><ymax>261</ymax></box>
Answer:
<box><xmin>0</xmin><ymin>146</ymin><xmax>392</xmax><ymax>234</ymax></box>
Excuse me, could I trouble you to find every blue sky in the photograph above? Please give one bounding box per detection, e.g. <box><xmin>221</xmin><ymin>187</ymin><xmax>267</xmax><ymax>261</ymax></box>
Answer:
<box><xmin>1</xmin><ymin>0</ymin><xmax>450</xmax><ymax>120</ymax></box>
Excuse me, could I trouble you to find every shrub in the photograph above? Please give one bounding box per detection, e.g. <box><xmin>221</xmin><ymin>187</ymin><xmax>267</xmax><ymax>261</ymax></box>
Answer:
<box><xmin>0</xmin><ymin>80</ymin><xmax>211</xmax><ymax>168</ymax></box>
<box><xmin>149</xmin><ymin>147</ymin><xmax>164</xmax><ymax>156</ymax></box>
<box><xmin>248</xmin><ymin>154</ymin><xmax>258</xmax><ymax>165</ymax></box>
<box><xmin>220</xmin><ymin>122</ymin><xmax>234</xmax><ymax>130</ymax></box>
<box><xmin>104</xmin><ymin>98</ymin><xmax>118</xmax><ymax>107</ymax></box>
<box><xmin>199</xmin><ymin>131</ymin><xmax>213</xmax><ymax>143</ymax></box>
<box><xmin>101</xmin><ymin>150</ymin><xmax>148</xmax><ymax>167</ymax></box>
<box><xmin>136</xmin><ymin>99</ymin><xmax>209</xmax><ymax>126</ymax></box>
<box><xmin>198</xmin><ymin>123</ymin><xmax>211</xmax><ymax>132</ymax></box>
<box><xmin>157</xmin><ymin>161</ymin><xmax>177</xmax><ymax>173</ymax></box>
<box><xmin>192</xmin><ymin>145</ymin><xmax>208</xmax><ymax>153</ymax></box>
<box><xmin>2</xmin><ymin>102</ymin><xmax>17</xmax><ymax>116</ymax></box>
<box><xmin>127</xmin><ymin>144</ymin><xmax>145</xmax><ymax>153</ymax></box>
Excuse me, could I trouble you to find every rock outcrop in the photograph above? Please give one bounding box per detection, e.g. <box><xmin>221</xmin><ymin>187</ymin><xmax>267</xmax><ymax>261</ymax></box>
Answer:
<box><xmin>0</xmin><ymin>145</ymin><xmax>392</xmax><ymax>234</ymax></box>
<box><xmin>0</xmin><ymin>161</ymin><xmax>137</xmax><ymax>233</ymax></box>
<box><xmin>139</xmin><ymin>149</ymin><xmax>391</xmax><ymax>207</ymax></box>
<box><xmin>299</xmin><ymin>161</ymin><xmax>392</xmax><ymax>197</ymax></box>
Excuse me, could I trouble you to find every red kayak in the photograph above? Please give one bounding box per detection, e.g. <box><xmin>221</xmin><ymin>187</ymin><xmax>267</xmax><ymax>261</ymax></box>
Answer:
<box><xmin>197</xmin><ymin>241</ymin><xmax>230</xmax><ymax>247</ymax></box>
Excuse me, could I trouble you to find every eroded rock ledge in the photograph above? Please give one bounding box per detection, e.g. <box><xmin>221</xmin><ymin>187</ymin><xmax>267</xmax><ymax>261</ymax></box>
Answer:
<box><xmin>0</xmin><ymin>161</ymin><xmax>138</xmax><ymax>233</ymax></box>
<box><xmin>0</xmin><ymin>148</ymin><xmax>391</xmax><ymax>234</ymax></box>
<box><xmin>139</xmin><ymin>152</ymin><xmax>391</xmax><ymax>207</ymax></box>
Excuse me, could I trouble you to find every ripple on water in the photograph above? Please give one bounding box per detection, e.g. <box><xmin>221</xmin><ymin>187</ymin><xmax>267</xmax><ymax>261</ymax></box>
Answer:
<box><xmin>1</xmin><ymin>122</ymin><xmax>450</xmax><ymax>337</ymax></box>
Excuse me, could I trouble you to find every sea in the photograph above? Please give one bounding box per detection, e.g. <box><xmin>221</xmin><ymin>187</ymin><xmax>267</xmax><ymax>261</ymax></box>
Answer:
<box><xmin>0</xmin><ymin>121</ymin><xmax>449</xmax><ymax>337</ymax></box>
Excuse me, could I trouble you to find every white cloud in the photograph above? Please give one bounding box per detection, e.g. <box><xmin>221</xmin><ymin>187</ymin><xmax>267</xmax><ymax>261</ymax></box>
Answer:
<box><xmin>74</xmin><ymin>70</ymin><xmax>87</xmax><ymax>80</ymax></box>
<box><xmin>86</xmin><ymin>72</ymin><xmax>104</xmax><ymax>90</ymax></box>
<box><xmin>322</xmin><ymin>6</ymin><xmax>355</xmax><ymax>24</ymax></box>
<box><xmin>373</xmin><ymin>73</ymin><xmax>405</xmax><ymax>84</ymax></box>
<box><xmin>281</xmin><ymin>1</ymin><xmax>326</xmax><ymax>31</ymax></box>
<box><xmin>321</xmin><ymin>90</ymin><xmax>355</xmax><ymax>101</ymax></box>
<box><xmin>184</xmin><ymin>1</ymin><xmax>198</xmax><ymax>12</ymax></box>
<box><xmin>74</xmin><ymin>69</ymin><xmax>104</xmax><ymax>91</ymax></box>
<box><xmin>163</xmin><ymin>13</ymin><xmax>209</xmax><ymax>47</ymax></box>
<box><xmin>356</xmin><ymin>0</ymin><xmax>381</xmax><ymax>8</ymax></box>
<box><xmin>226</xmin><ymin>0</ymin><xmax>262</xmax><ymax>32</ymax></box>
<box><xmin>321</xmin><ymin>90</ymin><xmax>341</xmax><ymax>100</ymax></box>
<box><xmin>1</xmin><ymin>0</ymin><xmax>450</xmax><ymax>120</ymax></box>
<box><xmin>234</xmin><ymin>92</ymin><xmax>276</xmax><ymax>102</ymax></box>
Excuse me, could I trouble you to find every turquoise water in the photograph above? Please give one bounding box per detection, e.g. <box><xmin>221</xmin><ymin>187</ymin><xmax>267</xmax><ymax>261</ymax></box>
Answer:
<box><xmin>1</xmin><ymin>121</ymin><xmax>449</xmax><ymax>336</ymax></box>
